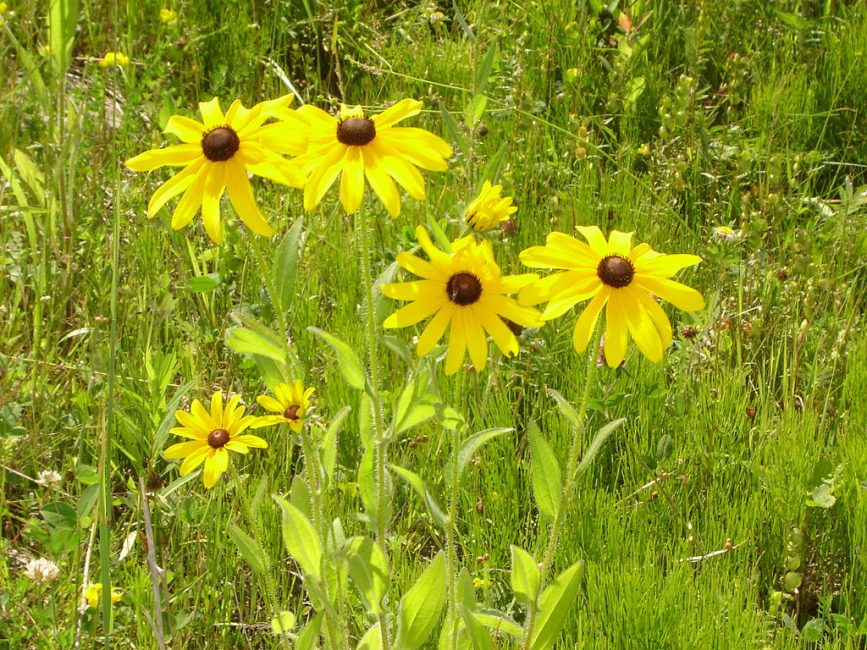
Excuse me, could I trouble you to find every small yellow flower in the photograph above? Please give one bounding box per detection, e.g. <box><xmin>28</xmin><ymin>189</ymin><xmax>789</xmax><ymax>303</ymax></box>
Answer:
<box><xmin>464</xmin><ymin>180</ymin><xmax>517</xmax><ymax>233</ymax></box>
<box><xmin>160</xmin><ymin>8</ymin><xmax>177</xmax><ymax>24</ymax></box>
<box><xmin>519</xmin><ymin>227</ymin><xmax>705</xmax><ymax>367</ymax></box>
<box><xmin>257</xmin><ymin>381</ymin><xmax>315</xmax><ymax>433</ymax></box>
<box><xmin>383</xmin><ymin>226</ymin><xmax>543</xmax><ymax>374</ymax></box>
<box><xmin>99</xmin><ymin>52</ymin><xmax>130</xmax><ymax>68</ymax></box>
<box><xmin>163</xmin><ymin>392</ymin><xmax>269</xmax><ymax>488</ymax></box>
<box><xmin>85</xmin><ymin>583</ymin><xmax>123</xmax><ymax>609</ymax></box>
<box><xmin>712</xmin><ymin>225</ymin><xmax>741</xmax><ymax>242</ymax></box>
<box><xmin>0</xmin><ymin>3</ymin><xmax>8</xmax><ymax>16</ymax></box>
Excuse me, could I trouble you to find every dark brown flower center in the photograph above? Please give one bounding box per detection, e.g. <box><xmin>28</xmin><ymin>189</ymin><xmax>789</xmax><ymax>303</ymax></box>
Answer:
<box><xmin>336</xmin><ymin>118</ymin><xmax>376</xmax><ymax>146</ymax></box>
<box><xmin>597</xmin><ymin>255</ymin><xmax>634</xmax><ymax>288</ymax></box>
<box><xmin>446</xmin><ymin>272</ymin><xmax>482</xmax><ymax>305</ymax></box>
<box><xmin>207</xmin><ymin>428</ymin><xmax>231</xmax><ymax>449</ymax></box>
<box><xmin>201</xmin><ymin>127</ymin><xmax>240</xmax><ymax>162</ymax></box>
<box><xmin>283</xmin><ymin>405</ymin><xmax>300</xmax><ymax>421</ymax></box>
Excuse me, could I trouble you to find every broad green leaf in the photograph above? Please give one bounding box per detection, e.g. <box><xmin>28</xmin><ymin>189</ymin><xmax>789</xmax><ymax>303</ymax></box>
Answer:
<box><xmin>373</xmin><ymin>261</ymin><xmax>398</xmax><ymax>325</ymax></box>
<box><xmin>528</xmin><ymin>421</ymin><xmax>561</xmax><ymax>523</ymax></box>
<box><xmin>289</xmin><ymin>474</ymin><xmax>313</xmax><ymax>521</ymax></box>
<box><xmin>225</xmin><ymin>326</ymin><xmax>286</xmax><ymax>364</ymax></box>
<box><xmin>510</xmin><ymin>545</ymin><xmax>541</xmax><ymax>607</ymax></box>
<box><xmin>359</xmin><ymin>392</ymin><xmax>374</xmax><ymax>448</ymax></box>
<box><xmin>457</xmin><ymin>568</ymin><xmax>477</xmax><ymax>611</ymax></box>
<box><xmin>296</xmin><ymin>612</ymin><xmax>323</xmax><ymax>650</ymax></box>
<box><xmin>343</xmin><ymin>536</ymin><xmax>389</xmax><ymax>615</ymax></box>
<box><xmin>382</xmin><ymin>334</ymin><xmax>414</xmax><ymax>367</ymax></box>
<box><xmin>272</xmin><ymin>217</ymin><xmax>305</xmax><ymax>313</ymax></box>
<box><xmin>546</xmin><ymin>388</ymin><xmax>581</xmax><ymax>427</ymax></box>
<box><xmin>393</xmin><ymin>371</ymin><xmax>437</xmax><ymax>435</ymax></box>
<box><xmin>529</xmin><ymin>559</ymin><xmax>585</xmax><ymax>650</ymax></box>
<box><xmin>459</xmin><ymin>604</ymin><xmax>493</xmax><ymax>650</ymax></box>
<box><xmin>152</xmin><ymin>380</ymin><xmax>194</xmax><ymax>455</ymax></box>
<box><xmin>474</xmin><ymin>42</ymin><xmax>498</xmax><ymax>95</ymax></box>
<box><xmin>308</xmin><ymin>327</ymin><xmax>366</xmax><ymax>391</ymax></box>
<box><xmin>187</xmin><ymin>273</ymin><xmax>220</xmax><ymax>292</ymax></box>
<box><xmin>270</xmin><ymin>610</ymin><xmax>296</xmax><ymax>635</ymax></box>
<box><xmin>322</xmin><ymin>405</ymin><xmax>351</xmax><ymax>484</ymax></box>
<box><xmin>389</xmin><ymin>464</ymin><xmax>448</xmax><ymax>528</ymax></box>
<box><xmin>457</xmin><ymin>428</ymin><xmax>511</xmax><ymax>479</ymax></box>
<box><xmin>49</xmin><ymin>0</ymin><xmax>79</xmax><ymax>76</ymax></box>
<box><xmin>356</xmin><ymin>622</ymin><xmax>382</xmax><ymax>650</ymax></box>
<box><xmin>474</xmin><ymin>610</ymin><xmax>523</xmax><ymax>638</ymax></box>
<box><xmin>575</xmin><ymin>418</ymin><xmax>626</xmax><ymax>475</ymax></box>
<box><xmin>358</xmin><ymin>445</ymin><xmax>377</xmax><ymax>524</ymax></box>
<box><xmin>435</xmin><ymin>403</ymin><xmax>466</xmax><ymax>432</ymax></box>
<box><xmin>479</xmin><ymin>143</ymin><xmax>508</xmax><ymax>186</ymax></box>
<box><xmin>395</xmin><ymin>552</ymin><xmax>447</xmax><ymax>649</ymax></box>
<box><xmin>439</xmin><ymin>101</ymin><xmax>470</xmax><ymax>154</ymax></box>
<box><xmin>273</xmin><ymin>495</ymin><xmax>322</xmax><ymax>581</ymax></box>
<box><xmin>228</xmin><ymin>524</ymin><xmax>268</xmax><ymax>574</ymax></box>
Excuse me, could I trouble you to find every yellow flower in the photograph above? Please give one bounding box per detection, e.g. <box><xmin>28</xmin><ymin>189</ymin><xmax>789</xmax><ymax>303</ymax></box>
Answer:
<box><xmin>290</xmin><ymin>99</ymin><xmax>451</xmax><ymax>217</ymax></box>
<box><xmin>257</xmin><ymin>381</ymin><xmax>315</xmax><ymax>433</ymax></box>
<box><xmin>99</xmin><ymin>51</ymin><xmax>130</xmax><ymax>67</ymax></box>
<box><xmin>712</xmin><ymin>225</ymin><xmax>741</xmax><ymax>242</ymax></box>
<box><xmin>125</xmin><ymin>96</ymin><xmax>306</xmax><ymax>244</ymax></box>
<box><xmin>0</xmin><ymin>3</ymin><xmax>8</xmax><ymax>15</ymax></box>
<box><xmin>163</xmin><ymin>392</ymin><xmax>268</xmax><ymax>489</ymax></box>
<box><xmin>159</xmin><ymin>8</ymin><xmax>177</xmax><ymax>24</ymax></box>
<box><xmin>85</xmin><ymin>583</ymin><xmax>123</xmax><ymax>609</ymax></box>
<box><xmin>383</xmin><ymin>226</ymin><xmax>543</xmax><ymax>374</ymax></box>
<box><xmin>519</xmin><ymin>227</ymin><xmax>705</xmax><ymax>367</ymax></box>
<box><xmin>464</xmin><ymin>180</ymin><xmax>517</xmax><ymax>232</ymax></box>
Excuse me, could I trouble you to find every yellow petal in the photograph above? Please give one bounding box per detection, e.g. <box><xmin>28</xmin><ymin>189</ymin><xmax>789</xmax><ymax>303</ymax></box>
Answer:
<box><xmin>385</xmin><ymin>298</ymin><xmax>441</xmax><ymax>328</ymax></box>
<box><xmin>146</xmin><ymin>159</ymin><xmax>206</xmax><ymax>218</ymax></box>
<box><xmin>415</xmin><ymin>225</ymin><xmax>454</xmax><ymax>268</ymax></box>
<box><xmin>257</xmin><ymin>395</ymin><xmax>285</xmax><ymax>413</ymax></box>
<box><xmin>169</xmin><ymin>165</ymin><xmax>208</xmax><ymax>230</ymax></box>
<box><xmin>417</xmin><ymin>304</ymin><xmax>454</xmax><ymax>356</ymax></box>
<box><xmin>226</xmin><ymin>160</ymin><xmax>275</xmax><ymax>237</ymax></box>
<box><xmin>179</xmin><ymin>445</ymin><xmax>210</xmax><ymax>476</ymax></box>
<box><xmin>339</xmin><ymin>146</ymin><xmax>365</xmax><ymax>214</ymax></box>
<box><xmin>576</xmin><ymin>226</ymin><xmax>608</xmax><ymax>257</ymax></box>
<box><xmin>362</xmin><ymin>146</ymin><xmax>401</xmax><ymax>217</ymax></box>
<box><xmin>621</xmin><ymin>288</ymin><xmax>663</xmax><ymax>362</ymax></box>
<box><xmin>210</xmin><ymin>392</ymin><xmax>224</xmax><ymax>427</ymax></box>
<box><xmin>372</xmin><ymin>98</ymin><xmax>422</xmax><ymax>128</ymax></box>
<box><xmin>395</xmin><ymin>251</ymin><xmax>447</xmax><ymax>281</ymax></box>
<box><xmin>603</xmin><ymin>290</ymin><xmax>629</xmax><ymax>367</ymax></box>
<box><xmin>636</xmin><ymin>291</ymin><xmax>673</xmax><ymax>350</ymax></box>
<box><xmin>572</xmin><ymin>289</ymin><xmax>609</xmax><ymax>352</ymax></box>
<box><xmin>233</xmin><ymin>434</ymin><xmax>268</xmax><ymax>449</ymax></box>
<box><xmin>634</xmin><ymin>276</ymin><xmax>705</xmax><ymax>312</ymax></box>
<box><xmin>191</xmin><ymin>399</ymin><xmax>216</xmax><ymax>430</ymax></box>
<box><xmin>607</xmin><ymin>230</ymin><xmax>634</xmax><ymax>256</ymax></box>
<box><xmin>375</xmin><ymin>129</ymin><xmax>451</xmax><ymax>170</ymax></box>
<box><xmin>164</xmin><ymin>439</ymin><xmax>207</xmax><ymax>460</ymax></box>
<box><xmin>202</xmin><ymin>450</ymin><xmax>225</xmax><ymax>488</ymax></box>
<box><xmin>201</xmin><ymin>164</ymin><xmax>226</xmax><ymax>244</ymax></box>
<box><xmin>125</xmin><ymin>144</ymin><xmax>201</xmax><ymax>172</ymax></box>
<box><xmin>546</xmin><ymin>232</ymin><xmax>600</xmax><ymax>263</ymax></box>
<box><xmin>199</xmin><ymin>98</ymin><xmax>225</xmax><ymax>128</ymax></box>
<box><xmin>225</xmin><ymin>440</ymin><xmax>250</xmax><ymax>454</ymax></box>
<box><xmin>444</xmin><ymin>307</ymin><xmax>468</xmax><ymax>375</ymax></box>
<box><xmin>477</xmin><ymin>308</ymin><xmax>518</xmax><ymax>357</ymax></box>
<box><xmin>296</xmin><ymin>104</ymin><xmax>338</xmax><ymax>130</ymax></box>
<box><xmin>464</xmin><ymin>308</ymin><xmax>489</xmax><ymax>372</ymax></box>
<box><xmin>636</xmin><ymin>254</ymin><xmax>702</xmax><ymax>278</ymax></box>
<box><xmin>303</xmin><ymin>144</ymin><xmax>346</xmax><ymax>211</ymax></box>
<box><xmin>484</xmin><ymin>294</ymin><xmax>544</xmax><ymax>328</ymax></box>
<box><xmin>377</xmin><ymin>152</ymin><xmax>426</xmax><ymax>199</ymax></box>
<box><xmin>164</xmin><ymin>115</ymin><xmax>206</xmax><ymax>143</ymax></box>
<box><xmin>381</xmin><ymin>279</ymin><xmax>441</xmax><ymax>301</ymax></box>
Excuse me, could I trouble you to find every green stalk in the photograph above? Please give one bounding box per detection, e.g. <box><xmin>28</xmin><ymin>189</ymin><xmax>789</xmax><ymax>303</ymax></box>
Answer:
<box><xmin>355</xmin><ymin>206</ymin><xmax>391</xmax><ymax>650</ymax></box>
<box><xmin>521</xmin><ymin>332</ymin><xmax>600</xmax><ymax>649</ymax></box>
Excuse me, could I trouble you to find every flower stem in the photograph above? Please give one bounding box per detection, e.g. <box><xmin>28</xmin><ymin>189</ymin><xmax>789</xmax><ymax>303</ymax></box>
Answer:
<box><xmin>356</xmin><ymin>206</ymin><xmax>391</xmax><ymax>650</ymax></box>
<box><xmin>444</xmin><ymin>370</ymin><xmax>468</xmax><ymax>649</ymax></box>
<box><xmin>521</xmin><ymin>333</ymin><xmax>600</xmax><ymax>648</ymax></box>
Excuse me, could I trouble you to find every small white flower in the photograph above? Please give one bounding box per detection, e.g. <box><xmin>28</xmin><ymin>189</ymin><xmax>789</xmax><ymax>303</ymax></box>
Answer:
<box><xmin>37</xmin><ymin>470</ymin><xmax>63</xmax><ymax>487</ymax></box>
<box><xmin>24</xmin><ymin>558</ymin><xmax>61</xmax><ymax>583</ymax></box>
<box><xmin>712</xmin><ymin>225</ymin><xmax>742</xmax><ymax>242</ymax></box>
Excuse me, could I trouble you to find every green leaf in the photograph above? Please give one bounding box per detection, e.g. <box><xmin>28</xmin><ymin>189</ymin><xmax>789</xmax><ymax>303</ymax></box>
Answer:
<box><xmin>458</xmin><ymin>428</ymin><xmax>511</xmax><ymax>480</ymax></box>
<box><xmin>439</xmin><ymin>101</ymin><xmax>470</xmax><ymax>154</ymax></box>
<box><xmin>359</xmin><ymin>392</ymin><xmax>373</xmax><ymax>448</ymax></box>
<box><xmin>49</xmin><ymin>0</ymin><xmax>79</xmax><ymax>76</ymax></box>
<box><xmin>800</xmin><ymin>618</ymin><xmax>826</xmax><ymax>642</ymax></box>
<box><xmin>389</xmin><ymin>464</ymin><xmax>448</xmax><ymax>528</ymax></box>
<box><xmin>474</xmin><ymin>42</ymin><xmax>499</xmax><ymax>95</ymax></box>
<box><xmin>528</xmin><ymin>421</ymin><xmax>561</xmax><ymax>523</ymax></box>
<box><xmin>225</xmin><ymin>326</ymin><xmax>286</xmax><ymax>364</ymax></box>
<box><xmin>186</xmin><ymin>273</ymin><xmax>221</xmax><ymax>292</ymax></box>
<box><xmin>576</xmin><ymin>418</ymin><xmax>626</xmax><ymax>475</ymax></box>
<box><xmin>308</xmin><ymin>327</ymin><xmax>366</xmax><ymax>391</ymax></box>
<box><xmin>228</xmin><ymin>524</ymin><xmax>268</xmax><ymax>574</ymax></box>
<box><xmin>152</xmin><ymin>381</ymin><xmax>194</xmax><ymax>455</ymax></box>
<box><xmin>529</xmin><ymin>559</ymin><xmax>585</xmax><ymax>650</ymax></box>
<box><xmin>382</xmin><ymin>334</ymin><xmax>414</xmax><ymax>367</ymax></box>
<box><xmin>270</xmin><ymin>611</ymin><xmax>296</xmax><ymax>635</ymax></box>
<box><xmin>358</xmin><ymin>445</ymin><xmax>378</xmax><ymax>523</ymax></box>
<box><xmin>395</xmin><ymin>552</ymin><xmax>448</xmax><ymax>649</ymax></box>
<box><xmin>474</xmin><ymin>610</ymin><xmax>523</xmax><ymax>638</ymax></box>
<box><xmin>459</xmin><ymin>604</ymin><xmax>493</xmax><ymax>650</ymax></box>
<box><xmin>273</xmin><ymin>495</ymin><xmax>322</xmax><ymax>581</ymax></box>
<box><xmin>272</xmin><ymin>217</ymin><xmax>305</xmax><ymax>313</ymax></box>
<box><xmin>510</xmin><ymin>545</ymin><xmax>541</xmax><ymax>607</ymax></box>
<box><xmin>479</xmin><ymin>143</ymin><xmax>508</xmax><ymax>186</ymax></box>
<box><xmin>343</xmin><ymin>536</ymin><xmax>390</xmax><ymax>615</ymax></box>
<box><xmin>466</xmin><ymin>94</ymin><xmax>488</xmax><ymax>128</ymax></box>
<box><xmin>393</xmin><ymin>370</ymin><xmax>437</xmax><ymax>435</ymax></box>
<box><xmin>289</xmin><ymin>474</ymin><xmax>313</xmax><ymax>521</ymax></box>
<box><xmin>322</xmin><ymin>405</ymin><xmax>351</xmax><ymax>484</ymax></box>
<box><xmin>295</xmin><ymin>612</ymin><xmax>323</xmax><ymax>650</ymax></box>
<box><xmin>546</xmin><ymin>389</ymin><xmax>581</xmax><ymax>427</ymax></box>
<box><xmin>356</xmin><ymin>622</ymin><xmax>383</xmax><ymax>650</ymax></box>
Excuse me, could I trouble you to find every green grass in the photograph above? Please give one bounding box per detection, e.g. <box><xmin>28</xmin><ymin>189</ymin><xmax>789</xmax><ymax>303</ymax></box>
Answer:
<box><xmin>1</xmin><ymin>0</ymin><xmax>866</xmax><ymax>647</ymax></box>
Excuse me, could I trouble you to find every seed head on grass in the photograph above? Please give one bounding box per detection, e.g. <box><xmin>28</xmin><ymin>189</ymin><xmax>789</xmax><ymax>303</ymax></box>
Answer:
<box><xmin>383</xmin><ymin>225</ymin><xmax>542</xmax><ymax>374</ymax></box>
<box><xmin>125</xmin><ymin>96</ymin><xmax>306</xmax><ymax>243</ymax></box>
<box><xmin>289</xmin><ymin>99</ymin><xmax>452</xmax><ymax>217</ymax></box>
<box><xmin>256</xmin><ymin>381</ymin><xmax>315</xmax><ymax>433</ymax></box>
<box><xmin>520</xmin><ymin>227</ymin><xmax>705</xmax><ymax>367</ymax></box>
<box><xmin>163</xmin><ymin>392</ymin><xmax>269</xmax><ymax>488</ymax></box>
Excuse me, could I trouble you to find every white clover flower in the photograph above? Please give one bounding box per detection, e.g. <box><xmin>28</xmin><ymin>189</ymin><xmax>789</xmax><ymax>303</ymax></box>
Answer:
<box><xmin>24</xmin><ymin>558</ymin><xmax>61</xmax><ymax>583</ymax></box>
<box><xmin>37</xmin><ymin>470</ymin><xmax>63</xmax><ymax>487</ymax></box>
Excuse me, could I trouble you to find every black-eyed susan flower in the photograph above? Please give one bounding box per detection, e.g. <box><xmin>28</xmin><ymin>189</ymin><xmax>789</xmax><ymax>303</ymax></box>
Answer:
<box><xmin>163</xmin><ymin>392</ymin><xmax>268</xmax><ymax>489</ymax></box>
<box><xmin>292</xmin><ymin>99</ymin><xmax>451</xmax><ymax>217</ymax></box>
<box><xmin>383</xmin><ymin>226</ymin><xmax>543</xmax><ymax>374</ymax></box>
<box><xmin>125</xmin><ymin>96</ymin><xmax>306</xmax><ymax>244</ymax></box>
<box><xmin>85</xmin><ymin>583</ymin><xmax>123</xmax><ymax>609</ymax></box>
<box><xmin>519</xmin><ymin>227</ymin><xmax>705</xmax><ymax>367</ymax></box>
<box><xmin>465</xmin><ymin>181</ymin><xmax>517</xmax><ymax>232</ymax></box>
<box><xmin>256</xmin><ymin>381</ymin><xmax>315</xmax><ymax>433</ymax></box>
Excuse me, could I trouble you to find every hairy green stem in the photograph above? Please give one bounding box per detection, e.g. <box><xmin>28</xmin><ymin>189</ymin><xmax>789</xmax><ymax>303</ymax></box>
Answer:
<box><xmin>444</xmin><ymin>371</ymin><xmax>469</xmax><ymax>648</ymax></box>
<box><xmin>521</xmin><ymin>333</ymin><xmax>600</xmax><ymax>648</ymax></box>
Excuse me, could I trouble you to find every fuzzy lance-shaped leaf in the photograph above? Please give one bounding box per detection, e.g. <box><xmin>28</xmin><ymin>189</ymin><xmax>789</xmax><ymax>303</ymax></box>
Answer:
<box><xmin>151</xmin><ymin>380</ymin><xmax>193</xmax><ymax>455</ymax></box>
<box><xmin>547</xmin><ymin>388</ymin><xmax>581</xmax><ymax>427</ymax></box>
<box><xmin>389</xmin><ymin>464</ymin><xmax>448</xmax><ymax>528</ymax></box>
<box><xmin>187</xmin><ymin>273</ymin><xmax>221</xmax><ymax>292</ymax></box>
<box><xmin>322</xmin><ymin>405</ymin><xmax>351</xmax><ymax>484</ymax></box>
<box><xmin>393</xmin><ymin>371</ymin><xmax>437</xmax><ymax>435</ymax></box>
<box><xmin>466</xmin><ymin>94</ymin><xmax>488</xmax><ymax>128</ymax></box>
<box><xmin>474</xmin><ymin>611</ymin><xmax>523</xmax><ymax>638</ymax></box>
<box><xmin>273</xmin><ymin>495</ymin><xmax>322</xmax><ymax>581</ymax></box>
<box><xmin>308</xmin><ymin>327</ymin><xmax>366</xmax><ymax>391</ymax></box>
<box><xmin>356</xmin><ymin>622</ymin><xmax>383</xmax><ymax>650</ymax></box>
<box><xmin>479</xmin><ymin>143</ymin><xmax>508</xmax><ymax>186</ymax></box>
<box><xmin>575</xmin><ymin>418</ymin><xmax>626</xmax><ymax>476</ymax></box>
<box><xmin>225</xmin><ymin>325</ymin><xmax>286</xmax><ymax>364</ymax></box>
<box><xmin>439</xmin><ymin>101</ymin><xmax>470</xmax><ymax>154</ymax></box>
<box><xmin>272</xmin><ymin>217</ymin><xmax>305</xmax><ymax>313</ymax></box>
<box><xmin>289</xmin><ymin>474</ymin><xmax>313</xmax><ymax>521</ymax></box>
<box><xmin>49</xmin><ymin>0</ymin><xmax>79</xmax><ymax>76</ymax></box>
<box><xmin>529</xmin><ymin>559</ymin><xmax>585</xmax><ymax>650</ymax></box>
<box><xmin>382</xmin><ymin>334</ymin><xmax>414</xmax><ymax>367</ymax></box>
<box><xmin>295</xmin><ymin>612</ymin><xmax>323</xmax><ymax>650</ymax></box>
<box><xmin>343</xmin><ymin>536</ymin><xmax>389</xmax><ymax>615</ymax></box>
<box><xmin>474</xmin><ymin>42</ymin><xmax>498</xmax><ymax>95</ymax></box>
<box><xmin>510</xmin><ymin>545</ymin><xmax>541</xmax><ymax>607</ymax></box>
<box><xmin>228</xmin><ymin>523</ymin><xmax>268</xmax><ymax>574</ymax></box>
<box><xmin>457</xmin><ymin>428</ymin><xmax>511</xmax><ymax>480</ymax></box>
<box><xmin>358</xmin><ymin>445</ymin><xmax>378</xmax><ymax>524</ymax></box>
<box><xmin>459</xmin><ymin>604</ymin><xmax>493</xmax><ymax>650</ymax></box>
<box><xmin>394</xmin><ymin>552</ymin><xmax>447</xmax><ymax>649</ymax></box>
<box><xmin>528</xmin><ymin>421</ymin><xmax>561</xmax><ymax>524</ymax></box>
<box><xmin>270</xmin><ymin>611</ymin><xmax>296</xmax><ymax>635</ymax></box>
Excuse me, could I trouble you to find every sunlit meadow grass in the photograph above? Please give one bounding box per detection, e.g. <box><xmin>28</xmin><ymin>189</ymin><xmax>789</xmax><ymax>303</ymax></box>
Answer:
<box><xmin>1</xmin><ymin>0</ymin><xmax>866</xmax><ymax>648</ymax></box>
